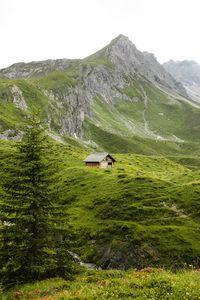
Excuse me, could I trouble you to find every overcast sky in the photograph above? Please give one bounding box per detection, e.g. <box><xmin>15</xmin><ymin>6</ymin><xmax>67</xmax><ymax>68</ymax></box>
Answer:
<box><xmin>1</xmin><ymin>0</ymin><xmax>200</xmax><ymax>69</ymax></box>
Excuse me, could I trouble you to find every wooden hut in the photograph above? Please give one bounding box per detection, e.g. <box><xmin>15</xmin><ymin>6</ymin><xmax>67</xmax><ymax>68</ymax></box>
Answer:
<box><xmin>84</xmin><ymin>152</ymin><xmax>116</xmax><ymax>168</ymax></box>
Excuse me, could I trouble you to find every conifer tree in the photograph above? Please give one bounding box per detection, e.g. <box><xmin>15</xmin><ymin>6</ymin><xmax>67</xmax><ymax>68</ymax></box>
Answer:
<box><xmin>0</xmin><ymin>116</ymin><xmax>72</xmax><ymax>285</ymax></box>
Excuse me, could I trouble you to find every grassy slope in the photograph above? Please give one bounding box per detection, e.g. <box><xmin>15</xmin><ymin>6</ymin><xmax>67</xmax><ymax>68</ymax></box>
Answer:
<box><xmin>0</xmin><ymin>78</ymin><xmax>49</xmax><ymax>131</ymax></box>
<box><xmin>1</xmin><ymin>139</ymin><xmax>200</xmax><ymax>270</ymax></box>
<box><xmin>3</xmin><ymin>269</ymin><xmax>200</xmax><ymax>299</ymax></box>
<box><xmin>84</xmin><ymin>118</ymin><xmax>200</xmax><ymax>155</ymax></box>
<box><xmin>83</xmin><ymin>79</ymin><xmax>200</xmax><ymax>155</ymax></box>
<box><xmin>61</xmin><ymin>153</ymin><xmax>200</xmax><ymax>269</ymax></box>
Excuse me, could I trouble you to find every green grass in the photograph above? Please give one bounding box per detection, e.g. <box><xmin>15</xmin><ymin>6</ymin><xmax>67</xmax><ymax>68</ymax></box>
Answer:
<box><xmin>84</xmin><ymin>79</ymin><xmax>200</xmax><ymax>155</ymax></box>
<box><xmin>12</xmin><ymin>138</ymin><xmax>199</xmax><ymax>269</ymax></box>
<box><xmin>143</xmin><ymin>82</ymin><xmax>200</xmax><ymax>141</ymax></box>
<box><xmin>0</xmin><ymin>78</ymin><xmax>50</xmax><ymax>131</ymax></box>
<box><xmin>35</xmin><ymin>70</ymin><xmax>76</xmax><ymax>91</ymax></box>
<box><xmin>83</xmin><ymin>118</ymin><xmax>200</xmax><ymax>155</ymax></box>
<box><xmin>1</xmin><ymin>138</ymin><xmax>200</xmax><ymax>271</ymax></box>
<box><xmin>3</xmin><ymin>269</ymin><xmax>200</xmax><ymax>299</ymax></box>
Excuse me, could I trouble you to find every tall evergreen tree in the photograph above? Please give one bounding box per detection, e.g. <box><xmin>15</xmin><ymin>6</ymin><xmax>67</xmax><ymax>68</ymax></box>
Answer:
<box><xmin>0</xmin><ymin>116</ymin><xmax>71</xmax><ymax>285</ymax></box>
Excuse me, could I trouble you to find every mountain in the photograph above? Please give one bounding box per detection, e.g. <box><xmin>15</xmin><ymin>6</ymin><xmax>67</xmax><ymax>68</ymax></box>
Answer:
<box><xmin>0</xmin><ymin>35</ymin><xmax>186</xmax><ymax>95</ymax></box>
<box><xmin>0</xmin><ymin>35</ymin><xmax>200</xmax><ymax>154</ymax></box>
<box><xmin>163</xmin><ymin>60</ymin><xmax>200</xmax><ymax>103</ymax></box>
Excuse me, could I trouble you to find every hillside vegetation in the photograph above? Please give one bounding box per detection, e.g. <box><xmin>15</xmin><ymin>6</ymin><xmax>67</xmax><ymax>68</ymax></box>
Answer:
<box><xmin>1</xmin><ymin>139</ymin><xmax>200</xmax><ymax>271</ymax></box>
<box><xmin>3</xmin><ymin>269</ymin><xmax>200</xmax><ymax>299</ymax></box>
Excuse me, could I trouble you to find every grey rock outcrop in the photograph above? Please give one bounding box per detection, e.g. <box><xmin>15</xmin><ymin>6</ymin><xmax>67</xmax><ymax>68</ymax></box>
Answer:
<box><xmin>0</xmin><ymin>129</ymin><xmax>23</xmax><ymax>141</ymax></box>
<box><xmin>44</xmin><ymin>86</ymin><xmax>90</xmax><ymax>138</ymax></box>
<box><xmin>0</xmin><ymin>59</ymin><xmax>78</xmax><ymax>79</ymax></box>
<box><xmin>9</xmin><ymin>85</ymin><xmax>27</xmax><ymax>110</ymax></box>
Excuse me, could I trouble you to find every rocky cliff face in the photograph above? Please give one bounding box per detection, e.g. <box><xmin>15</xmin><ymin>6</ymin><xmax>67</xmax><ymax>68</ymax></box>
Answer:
<box><xmin>44</xmin><ymin>86</ymin><xmax>90</xmax><ymax>138</ymax></box>
<box><xmin>163</xmin><ymin>60</ymin><xmax>200</xmax><ymax>103</ymax></box>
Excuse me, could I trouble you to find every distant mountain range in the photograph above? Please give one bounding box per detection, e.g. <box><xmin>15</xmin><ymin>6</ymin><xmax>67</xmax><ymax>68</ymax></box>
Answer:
<box><xmin>163</xmin><ymin>60</ymin><xmax>200</xmax><ymax>103</ymax></box>
<box><xmin>1</xmin><ymin>34</ymin><xmax>200</xmax><ymax>154</ymax></box>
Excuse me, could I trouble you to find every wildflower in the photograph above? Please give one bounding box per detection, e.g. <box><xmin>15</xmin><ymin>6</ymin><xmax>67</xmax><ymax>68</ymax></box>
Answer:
<box><xmin>14</xmin><ymin>291</ymin><xmax>21</xmax><ymax>298</ymax></box>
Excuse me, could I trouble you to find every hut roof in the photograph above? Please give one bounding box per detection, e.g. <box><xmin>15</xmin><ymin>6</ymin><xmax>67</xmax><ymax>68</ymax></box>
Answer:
<box><xmin>84</xmin><ymin>152</ymin><xmax>116</xmax><ymax>163</ymax></box>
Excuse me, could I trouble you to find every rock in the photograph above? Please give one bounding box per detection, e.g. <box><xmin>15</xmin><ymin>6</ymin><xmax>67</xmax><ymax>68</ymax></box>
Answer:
<box><xmin>0</xmin><ymin>59</ymin><xmax>77</xmax><ymax>79</ymax></box>
<box><xmin>0</xmin><ymin>129</ymin><xmax>23</xmax><ymax>141</ymax></box>
<box><xmin>9</xmin><ymin>85</ymin><xmax>27</xmax><ymax>110</ymax></box>
<box><xmin>107</xmin><ymin>35</ymin><xmax>188</xmax><ymax>97</ymax></box>
<box><xmin>44</xmin><ymin>86</ymin><xmax>91</xmax><ymax>138</ymax></box>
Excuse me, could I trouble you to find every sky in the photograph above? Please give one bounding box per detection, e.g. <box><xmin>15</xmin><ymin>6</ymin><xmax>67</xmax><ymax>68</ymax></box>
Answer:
<box><xmin>1</xmin><ymin>0</ymin><xmax>200</xmax><ymax>69</ymax></box>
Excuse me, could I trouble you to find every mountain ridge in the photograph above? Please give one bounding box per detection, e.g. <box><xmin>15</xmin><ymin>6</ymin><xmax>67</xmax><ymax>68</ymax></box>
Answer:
<box><xmin>0</xmin><ymin>34</ymin><xmax>188</xmax><ymax>98</ymax></box>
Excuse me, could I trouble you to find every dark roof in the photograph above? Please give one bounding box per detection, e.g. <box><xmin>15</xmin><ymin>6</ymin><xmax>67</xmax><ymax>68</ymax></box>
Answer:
<box><xmin>84</xmin><ymin>152</ymin><xmax>116</xmax><ymax>163</ymax></box>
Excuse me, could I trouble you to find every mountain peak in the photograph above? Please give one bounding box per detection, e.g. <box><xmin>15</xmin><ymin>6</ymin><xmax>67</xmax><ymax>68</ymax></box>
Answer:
<box><xmin>109</xmin><ymin>34</ymin><xmax>136</xmax><ymax>51</ymax></box>
<box><xmin>110</xmin><ymin>34</ymin><xmax>131</xmax><ymax>44</ymax></box>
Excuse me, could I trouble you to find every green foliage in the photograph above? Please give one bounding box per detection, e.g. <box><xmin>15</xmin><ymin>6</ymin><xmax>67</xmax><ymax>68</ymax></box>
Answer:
<box><xmin>0</xmin><ymin>117</ymin><xmax>72</xmax><ymax>286</ymax></box>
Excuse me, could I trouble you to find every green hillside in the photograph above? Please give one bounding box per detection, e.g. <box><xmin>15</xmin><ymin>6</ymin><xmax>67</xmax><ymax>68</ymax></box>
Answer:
<box><xmin>1</xmin><ymin>139</ymin><xmax>200</xmax><ymax>270</ymax></box>
<box><xmin>61</xmin><ymin>151</ymin><xmax>200</xmax><ymax>269</ymax></box>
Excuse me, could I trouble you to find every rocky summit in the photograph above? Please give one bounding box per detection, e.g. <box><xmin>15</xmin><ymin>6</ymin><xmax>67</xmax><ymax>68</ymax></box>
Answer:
<box><xmin>0</xmin><ymin>35</ymin><xmax>200</xmax><ymax>154</ymax></box>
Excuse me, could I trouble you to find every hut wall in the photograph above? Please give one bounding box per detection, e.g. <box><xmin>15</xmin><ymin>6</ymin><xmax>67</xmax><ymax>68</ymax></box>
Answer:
<box><xmin>100</xmin><ymin>161</ymin><xmax>108</xmax><ymax>168</ymax></box>
<box><xmin>86</xmin><ymin>162</ymin><xmax>100</xmax><ymax>168</ymax></box>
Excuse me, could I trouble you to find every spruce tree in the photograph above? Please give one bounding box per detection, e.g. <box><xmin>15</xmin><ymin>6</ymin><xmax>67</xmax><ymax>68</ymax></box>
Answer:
<box><xmin>0</xmin><ymin>116</ymin><xmax>71</xmax><ymax>285</ymax></box>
